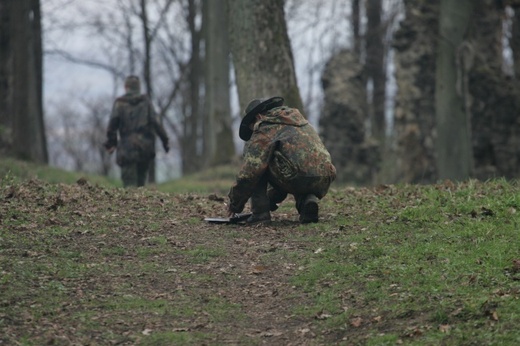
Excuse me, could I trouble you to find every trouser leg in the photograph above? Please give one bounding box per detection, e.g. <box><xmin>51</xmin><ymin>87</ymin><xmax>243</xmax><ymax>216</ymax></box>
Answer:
<box><xmin>267</xmin><ymin>184</ymin><xmax>287</xmax><ymax>211</ymax></box>
<box><xmin>251</xmin><ymin>174</ymin><xmax>270</xmax><ymax>214</ymax></box>
<box><xmin>121</xmin><ymin>164</ymin><xmax>138</xmax><ymax>187</ymax></box>
<box><xmin>137</xmin><ymin>160</ymin><xmax>150</xmax><ymax>187</ymax></box>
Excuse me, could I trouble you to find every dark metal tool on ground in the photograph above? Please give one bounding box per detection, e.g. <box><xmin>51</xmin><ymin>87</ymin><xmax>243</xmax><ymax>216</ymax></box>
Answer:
<box><xmin>204</xmin><ymin>213</ymin><xmax>252</xmax><ymax>224</ymax></box>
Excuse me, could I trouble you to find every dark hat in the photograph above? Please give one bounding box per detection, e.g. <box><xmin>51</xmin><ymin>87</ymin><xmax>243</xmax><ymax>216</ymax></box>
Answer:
<box><xmin>239</xmin><ymin>96</ymin><xmax>284</xmax><ymax>141</ymax></box>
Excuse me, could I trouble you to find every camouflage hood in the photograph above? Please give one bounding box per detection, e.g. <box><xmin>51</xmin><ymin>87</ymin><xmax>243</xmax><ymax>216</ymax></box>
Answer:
<box><xmin>256</xmin><ymin>106</ymin><xmax>308</xmax><ymax>128</ymax></box>
<box><xmin>117</xmin><ymin>93</ymin><xmax>147</xmax><ymax>106</ymax></box>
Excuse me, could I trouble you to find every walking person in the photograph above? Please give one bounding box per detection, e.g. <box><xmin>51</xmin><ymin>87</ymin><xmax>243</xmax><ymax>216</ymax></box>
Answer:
<box><xmin>104</xmin><ymin>76</ymin><xmax>169</xmax><ymax>187</ymax></box>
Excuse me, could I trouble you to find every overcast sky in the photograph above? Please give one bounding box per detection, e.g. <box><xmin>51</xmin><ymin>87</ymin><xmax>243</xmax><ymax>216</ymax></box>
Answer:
<box><xmin>42</xmin><ymin>0</ymin><xmax>354</xmax><ymax>125</ymax></box>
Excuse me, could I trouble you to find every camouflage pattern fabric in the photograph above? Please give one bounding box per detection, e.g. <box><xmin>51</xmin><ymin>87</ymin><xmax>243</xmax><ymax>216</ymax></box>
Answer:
<box><xmin>120</xmin><ymin>161</ymin><xmax>149</xmax><ymax>187</ymax></box>
<box><xmin>228</xmin><ymin>106</ymin><xmax>336</xmax><ymax>213</ymax></box>
<box><xmin>105</xmin><ymin>93</ymin><xmax>168</xmax><ymax>167</ymax></box>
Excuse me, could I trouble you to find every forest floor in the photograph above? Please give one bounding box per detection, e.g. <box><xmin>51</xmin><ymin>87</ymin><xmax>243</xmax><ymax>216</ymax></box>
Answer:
<box><xmin>1</xmin><ymin>174</ymin><xmax>520</xmax><ymax>345</ymax></box>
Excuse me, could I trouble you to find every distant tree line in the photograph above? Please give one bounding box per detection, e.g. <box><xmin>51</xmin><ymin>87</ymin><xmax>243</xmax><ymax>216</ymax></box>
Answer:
<box><xmin>2</xmin><ymin>0</ymin><xmax>520</xmax><ymax>185</ymax></box>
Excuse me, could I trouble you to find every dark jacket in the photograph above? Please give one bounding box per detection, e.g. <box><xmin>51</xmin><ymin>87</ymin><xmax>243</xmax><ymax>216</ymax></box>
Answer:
<box><xmin>229</xmin><ymin>106</ymin><xmax>336</xmax><ymax>213</ymax></box>
<box><xmin>106</xmin><ymin>93</ymin><xmax>168</xmax><ymax>166</ymax></box>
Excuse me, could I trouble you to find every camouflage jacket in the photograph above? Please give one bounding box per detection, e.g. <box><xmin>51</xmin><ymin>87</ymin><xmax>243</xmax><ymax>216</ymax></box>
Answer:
<box><xmin>229</xmin><ymin>106</ymin><xmax>336</xmax><ymax>213</ymax></box>
<box><xmin>105</xmin><ymin>93</ymin><xmax>168</xmax><ymax>165</ymax></box>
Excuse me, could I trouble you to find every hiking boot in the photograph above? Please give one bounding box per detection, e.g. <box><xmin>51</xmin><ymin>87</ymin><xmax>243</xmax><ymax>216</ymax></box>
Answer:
<box><xmin>299</xmin><ymin>194</ymin><xmax>319</xmax><ymax>224</ymax></box>
<box><xmin>246</xmin><ymin>212</ymin><xmax>271</xmax><ymax>225</ymax></box>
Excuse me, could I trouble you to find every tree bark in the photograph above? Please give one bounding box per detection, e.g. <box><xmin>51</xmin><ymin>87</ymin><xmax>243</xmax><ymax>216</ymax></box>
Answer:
<box><xmin>138</xmin><ymin>0</ymin><xmax>157</xmax><ymax>183</ymax></box>
<box><xmin>320</xmin><ymin>50</ymin><xmax>378</xmax><ymax>185</ymax></box>
<box><xmin>203</xmin><ymin>0</ymin><xmax>235</xmax><ymax>167</ymax></box>
<box><xmin>1</xmin><ymin>0</ymin><xmax>47</xmax><ymax>163</ymax></box>
<box><xmin>182</xmin><ymin>0</ymin><xmax>204</xmax><ymax>175</ymax></box>
<box><xmin>352</xmin><ymin>0</ymin><xmax>361</xmax><ymax>57</ymax></box>
<box><xmin>365</xmin><ymin>0</ymin><xmax>386</xmax><ymax>143</ymax></box>
<box><xmin>228</xmin><ymin>0</ymin><xmax>303</xmax><ymax>114</ymax></box>
<box><xmin>435</xmin><ymin>0</ymin><xmax>473</xmax><ymax>181</ymax></box>
<box><xmin>469</xmin><ymin>0</ymin><xmax>520</xmax><ymax>179</ymax></box>
<box><xmin>393</xmin><ymin>0</ymin><xmax>438</xmax><ymax>183</ymax></box>
<box><xmin>0</xmin><ymin>0</ymin><xmax>12</xmax><ymax>155</ymax></box>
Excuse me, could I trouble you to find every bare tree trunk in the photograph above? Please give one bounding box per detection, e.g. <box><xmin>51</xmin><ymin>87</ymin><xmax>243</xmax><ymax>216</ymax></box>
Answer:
<box><xmin>138</xmin><ymin>0</ymin><xmax>157</xmax><ymax>183</ymax></box>
<box><xmin>352</xmin><ymin>0</ymin><xmax>361</xmax><ymax>57</ymax></box>
<box><xmin>203</xmin><ymin>0</ymin><xmax>235</xmax><ymax>167</ymax></box>
<box><xmin>511</xmin><ymin>1</ymin><xmax>520</xmax><ymax>78</ymax></box>
<box><xmin>320</xmin><ymin>50</ymin><xmax>378</xmax><ymax>185</ymax></box>
<box><xmin>228</xmin><ymin>0</ymin><xmax>303</xmax><ymax>113</ymax></box>
<box><xmin>365</xmin><ymin>0</ymin><xmax>386</xmax><ymax>143</ymax></box>
<box><xmin>2</xmin><ymin>0</ymin><xmax>47</xmax><ymax>163</ymax></box>
<box><xmin>0</xmin><ymin>0</ymin><xmax>12</xmax><ymax>155</ymax></box>
<box><xmin>182</xmin><ymin>0</ymin><xmax>204</xmax><ymax>175</ymax></box>
<box><xmin>393</xmin><ymin>0</ymin><xmax>438</xmax><ymax>183</ymax></box>
<box><xmin>435</xmin><ymin>0</ymin><xmax>473</xmax><ymax>180</ymax></box>
<box><xmin>469</xmin><ymin>1</ymin><xmax>520</xmax><ymax>179</ymax></box>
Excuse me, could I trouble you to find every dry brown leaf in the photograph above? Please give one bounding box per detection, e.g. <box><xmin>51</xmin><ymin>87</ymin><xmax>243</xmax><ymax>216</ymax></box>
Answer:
<box><xmin>350</xmin><ymin>317</ymin><xmax>363</xmax><ymax>327</ymax></box>
<box><xmin>491</xmin><ymin>311</ymin><xmax>499</xmax><ymax>321</ymax></box>
<box><xmin>439</xmin><ymin>324</ymin><xmax>451</xmax><ymax>333</ymax></box>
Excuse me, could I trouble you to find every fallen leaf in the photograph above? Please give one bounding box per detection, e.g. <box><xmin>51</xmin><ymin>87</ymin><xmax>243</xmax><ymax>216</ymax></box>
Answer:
<box><xmin>491</xmin><ymin>311</ymin><xmax>499</xmax><ymax>321</ymax></box>
<box><xmin>350</xmin><ymin>317</ymin><xmax>363</xmax><ymax>327</ymax></box>
<box><xmin>142</xmin><ymin>328</ymin><xmax>152</xmax><ymax>335</ymax></box>
<box><xmin>439</xmin><ymin>324</ymin><xmax>451</xmax><ymax>333</ymax></box>
<box><xmin>250</xmin><ymin>265</ymin><xmax>267</xmax><ymax>275</ymax></box>
<box><xmin>372</xmin><ymin>315</ymin><xmax>382</xmax><ymax>323</ymax></box>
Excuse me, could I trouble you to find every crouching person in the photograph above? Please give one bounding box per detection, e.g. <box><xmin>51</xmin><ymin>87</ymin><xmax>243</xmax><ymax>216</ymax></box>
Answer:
<box><xmin>228</xmin><ymin>97</ymin><xmax>336</xmax><ymax>224</ymax></box>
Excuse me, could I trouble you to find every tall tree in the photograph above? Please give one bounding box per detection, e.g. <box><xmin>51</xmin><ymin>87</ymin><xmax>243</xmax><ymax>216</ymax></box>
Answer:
<box><xmin>351</xmin><ymin>0</ymin><xmax>361</xmax><ymax>57</ymax></box>
<box><xmin>365</xmin><ymin>0</ymin><xmax>386</xmax><ymax>143</ymax></box>
<box><xmin>0</xmin><ymin>0</ymin><xmax>47</xmax><ymax>163</ymax></box>
<box><xmin>228</xmin><ymin>0</ymin><xmax>304</xmax><ymax>113</ymax></box>
<box><xmin>181</xmin><ymin>0</ymin><xmax>204</xmax><ymax>174</ymax></box>
<box><xmin>510</xmin><ymin>1</ymin><xmax>520</xmax><ymax>78</ymax></box>
<box><xmin>469</xmin><ymin>0</ymin><xmax>520</xmax><ymax>179</ymax></box>
<box><xmin>203</xmin><ymin>0</ymin><xmax>235</xmax><ymax>167</ymax></box>
<box><xmin>0</xmin><ymin>0</ymin><xmax>10</xmax><ymax>155</ymax></box>
<box><xmin>320</xmin><ymin>49</ymin><xmax>378</xmax><ymax>185</ymax></box>
<box><xmin>139</xmin><ymin>0</ymin><xmax>157</xmax><ymax>182</ymax></box>
<box><xmin>393</xmin><ymin>0</ymin><xmax>439</xmax><ymax>183</ymax></box>
<box><xmin>435</xmin><ymin>0</ymin><xmax>474</xmax><ymax>180</ymax></box>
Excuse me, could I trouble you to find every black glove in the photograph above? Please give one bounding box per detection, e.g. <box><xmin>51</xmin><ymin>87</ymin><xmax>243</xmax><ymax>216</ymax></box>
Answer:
<box><xmin>163</xmin><ymin>142</ymin><xmax>170</xmax><ymax>153</ymax></box>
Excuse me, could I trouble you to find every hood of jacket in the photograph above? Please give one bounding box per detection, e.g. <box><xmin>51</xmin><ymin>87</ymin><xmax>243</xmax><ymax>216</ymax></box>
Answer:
<box><xmin>117</xmin><ymin>93</ymin><xmax>147</xmax><ymax>106</ymax></box>
<box><xmin>259</xmin><ymin>106</ymin><xmax>308</xmax><ymax>127</ymax></box>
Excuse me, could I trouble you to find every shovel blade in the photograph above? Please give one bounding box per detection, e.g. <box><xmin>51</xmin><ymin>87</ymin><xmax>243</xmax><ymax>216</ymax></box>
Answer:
<box><xmin>204</xmin><ymin>213</ymin><xmax>252</xmax><ymax>224</ymax></box>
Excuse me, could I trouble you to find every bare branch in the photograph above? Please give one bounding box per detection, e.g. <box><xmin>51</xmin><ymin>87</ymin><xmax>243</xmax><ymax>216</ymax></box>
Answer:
<box><xmin>45</xmin><ymin>49</ymin><xmax>126</xmax><ymax>79</ymax></box>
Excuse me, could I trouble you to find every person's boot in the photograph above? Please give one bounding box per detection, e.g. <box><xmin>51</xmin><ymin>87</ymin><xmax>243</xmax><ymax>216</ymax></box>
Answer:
<box><xmin>299</xmin><ymin>194</ymin><xmax>319</xmax><ymax>224</ymax></box>
<box><xmin>246</xmin><ymin>211</ymin><xmax>271</xmax><ymax>225</ymax></box>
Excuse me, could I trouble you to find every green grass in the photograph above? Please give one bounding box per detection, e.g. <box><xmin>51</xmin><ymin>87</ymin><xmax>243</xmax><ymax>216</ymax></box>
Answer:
<box><xmin>288</xmin><ymin>180</ymin><xmax>520</xmax><ymax>344</ymax></box>
<box><xmin>1</xmin><ymin>158</ymin><xmax>520</xmax><ymax>344</ymax></box>
<box><xmin>0</xmin><ymin>157</ymin><xmax>121</xmax><ymax>187</ymax></box>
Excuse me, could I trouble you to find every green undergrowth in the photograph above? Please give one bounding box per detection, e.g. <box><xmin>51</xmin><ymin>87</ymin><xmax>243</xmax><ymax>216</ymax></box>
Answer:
<box><xmin>0</xmin><ymin>158</ymin><xmax>519</xmax><ymax>344</ymax></box>
<box><xmin>0</xmin><ymin>157</ymin><xmax>121</xmax><ymax>187</ymax></box>
<box><xmin>291</xmin><ymin>180</ymin><xmax>520</xmax><ymax>345</ymax></box>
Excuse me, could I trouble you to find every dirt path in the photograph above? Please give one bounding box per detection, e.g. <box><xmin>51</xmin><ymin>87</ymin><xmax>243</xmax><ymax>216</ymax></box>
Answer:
<box><xmin>1</xmin><ymin>180</ymin><xmax>327</xmax><ymax>345</ymax></box>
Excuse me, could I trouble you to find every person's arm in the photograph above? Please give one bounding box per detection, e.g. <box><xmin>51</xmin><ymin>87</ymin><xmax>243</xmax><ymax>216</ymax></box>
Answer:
<box><xmin>228</xmin><ymin>133</ymin><xmax>274</xmax><ymax>213</ymax></box>
<box><xmin>149</xmin><ymin>102</ymin><xmax>169</xmax><ymax>152</ymax></box>
<box><xmin>104</xmin><ymin>101</ymin><xmax>120</xmax><ymax>152</ymax></box>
